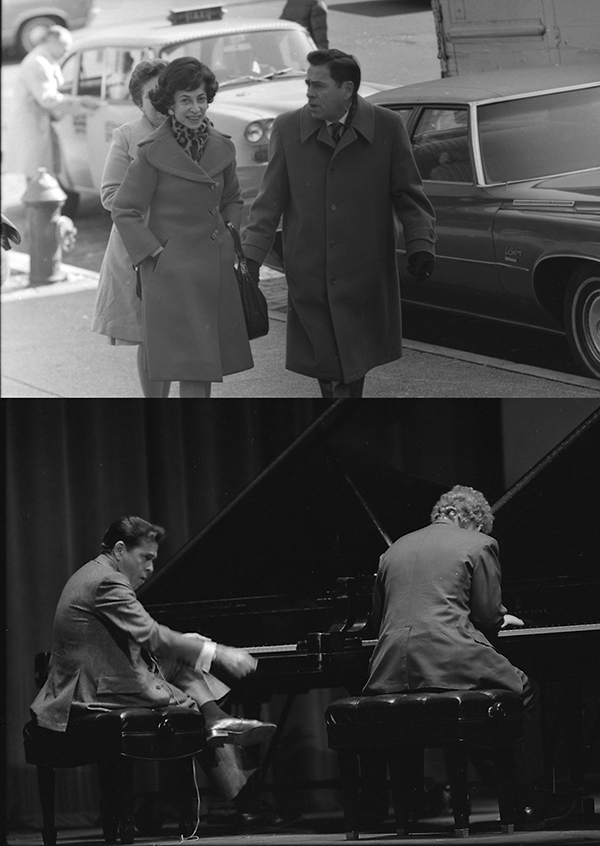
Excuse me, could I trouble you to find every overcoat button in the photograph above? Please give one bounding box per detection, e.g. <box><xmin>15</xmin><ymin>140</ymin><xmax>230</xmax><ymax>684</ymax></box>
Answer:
<box><xmin>330</xmin><ymin>277</ymin><xmax>336</xmax><ymax>284</ymax></box>
<box><xmin>330</xmin><ymin>204</ymin><xmax>337</xmax><ymax>211</ymax></box>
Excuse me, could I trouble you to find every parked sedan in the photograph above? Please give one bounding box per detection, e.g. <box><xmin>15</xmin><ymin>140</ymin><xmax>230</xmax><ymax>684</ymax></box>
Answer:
<box><xmin>2</xmin><ymin>0</ymin><xmax>96</xmax><ymax>56</ymax></box>
<box><xmin>368</xmin><ymin>65</ymin><xmax>600</xmax><ymax>379</ymax></box>
<box><xmin>51</xmin><ymin>5</ymin><xmax>384</xmax><ymax>226</ymax></box>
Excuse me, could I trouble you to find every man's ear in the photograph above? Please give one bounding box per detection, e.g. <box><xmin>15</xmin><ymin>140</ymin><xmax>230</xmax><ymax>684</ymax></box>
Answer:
<box><xmin>342</xmin><ymin>80</ymin><xmax>354</xmax><ymax>102</ymax></box>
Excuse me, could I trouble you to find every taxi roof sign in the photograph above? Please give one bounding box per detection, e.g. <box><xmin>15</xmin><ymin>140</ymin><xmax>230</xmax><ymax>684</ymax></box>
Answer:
<box><xmin>168</xmin><ymin>5</ymin><xmax>224</xmax><ymax>25</ymax></box>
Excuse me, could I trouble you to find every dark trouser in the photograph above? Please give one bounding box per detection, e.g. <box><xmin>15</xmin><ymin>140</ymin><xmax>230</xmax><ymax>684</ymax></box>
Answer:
<box><xmin>467</xmin><ymin>672</ymin><xmax>545</xmax><ymax>794</ymax></box>
<box><xmin>318</xmin><ymin>377</ymin><xmax>365</xmax><ymax>398</ymax></box>
<box><xmin>359</xmin><ymin>673</ymin><xmax>545</xmax><ymax>822</ymax></box>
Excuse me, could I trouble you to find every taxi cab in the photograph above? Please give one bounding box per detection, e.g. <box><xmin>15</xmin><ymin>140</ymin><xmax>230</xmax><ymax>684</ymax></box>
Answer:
<box><xmin>52</xmin><ymin>5</ymin><xmax>383</xmax><ymax>223</ymax></box>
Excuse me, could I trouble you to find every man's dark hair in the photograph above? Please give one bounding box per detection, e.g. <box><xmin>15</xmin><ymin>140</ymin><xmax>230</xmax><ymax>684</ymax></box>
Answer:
<box><xmin>307</xmin><ymin>48</ymin><xmax>361</xmax><ymax>96</ymax></box>
<box><xmin>150</xmin><ymin>56</ymin><xmax>219</xmax><ymax>115</ymax></box>
<box><xmin>101</xmin><ymin>516</ymin><xmax>166</xmax><ymax>552</ymax></box>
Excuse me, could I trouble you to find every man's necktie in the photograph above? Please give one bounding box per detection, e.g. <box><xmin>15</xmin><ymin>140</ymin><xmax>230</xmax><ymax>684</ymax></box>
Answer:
<box><xmin>330</xmin><ymin>121</ymin><xmax>343</xmax><ymax>144</ymax></box>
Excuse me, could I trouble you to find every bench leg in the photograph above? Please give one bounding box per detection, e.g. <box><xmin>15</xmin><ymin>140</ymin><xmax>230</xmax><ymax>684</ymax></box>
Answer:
<box><xmin>491</xmin><ymin>746</ymin><xmax>517</xmax><ymax>834</ymax></box>
<box><xmin>37</xmin><ymin>764</ymin><xmax>57</xmax><ymax>846</ymax></box>
<box><xmin>337</xmin><ymin>749</ymin><xmax>361</xmax><ymax>840</ymax></box>
<box><xmin>98</xmin><ymin>756</ymin><xmax>135</xmax><ymax>844</ymax></box>
<box><xmin>444</xmin><ymin>745</ymin><xmax>470</xmax><ymax>837</ymax></box>
<box><xmin>388</xmin><ymin>746</ymin><xmax>423</xmax><ymax>836</ymax></box>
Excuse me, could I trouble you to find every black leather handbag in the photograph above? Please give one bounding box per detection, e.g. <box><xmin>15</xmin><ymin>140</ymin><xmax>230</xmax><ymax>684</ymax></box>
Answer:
<box><xmin>226</xmin><ymin>221</ymin><xmax>269</xmax><ymax>340</ymax></box>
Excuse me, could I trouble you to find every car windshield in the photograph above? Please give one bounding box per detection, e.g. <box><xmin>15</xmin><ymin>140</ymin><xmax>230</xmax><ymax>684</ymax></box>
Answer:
<box><xmin>161</xmin><ymin>29</ymin><xmax>314</xmax><ymax>82</ymax></box>
<box><xmin>477</xmin><ymin>86</ymin><xmax>600</xmax><ymax>183</ymax></box>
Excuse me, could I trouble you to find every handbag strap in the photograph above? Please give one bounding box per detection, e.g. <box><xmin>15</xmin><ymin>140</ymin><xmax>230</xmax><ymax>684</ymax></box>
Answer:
<box><xmin>225</xmin><ymin>221</ymin><xmax>245</xmax><ymax>262</ymax></box>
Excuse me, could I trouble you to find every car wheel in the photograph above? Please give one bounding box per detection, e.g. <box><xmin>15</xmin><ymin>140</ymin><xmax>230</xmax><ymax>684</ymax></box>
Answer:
<box><xmin>564</xmin><ymin>262</ymin><xmax>600</xmax><ymax>379</ymax></box>
<box><xmin>16</xmin><ymin>15</ymin><xmax>64</xmax><ymax>57</ymax></box>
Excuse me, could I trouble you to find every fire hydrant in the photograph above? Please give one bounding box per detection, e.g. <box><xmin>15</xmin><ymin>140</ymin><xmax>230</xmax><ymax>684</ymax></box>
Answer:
<box><xmin>22</xmin><ymin>168</ymin><xmax>76</xmax><ymax>285</ymax></box>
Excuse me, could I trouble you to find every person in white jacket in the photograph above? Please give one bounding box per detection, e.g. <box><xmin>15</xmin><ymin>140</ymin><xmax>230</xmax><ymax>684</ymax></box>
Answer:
<box><xmin>9</xmin><ymin>26</ymin><xmax>97</xmax><ymax>184</ymax></box>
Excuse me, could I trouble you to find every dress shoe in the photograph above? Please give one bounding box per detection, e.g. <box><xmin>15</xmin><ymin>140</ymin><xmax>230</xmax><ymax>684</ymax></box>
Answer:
<box><xmin>205</xmin><ymin>717</ymin><xmax>276</xmax><ymax>747</ymax></box>
<box><xmin>235</xmin><ymin>799</ymin><xmax>299</xmax><ymax>831</ymax></box>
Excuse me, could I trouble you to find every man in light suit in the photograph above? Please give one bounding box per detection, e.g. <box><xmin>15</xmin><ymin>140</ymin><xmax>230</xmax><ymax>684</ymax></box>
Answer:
<box><xmin>364</xmin><ymin>485</ymin><xmax>572</xmax><ymax>830</ymax></box>
<box><xmin>31</xmin><ymin>516</ymin><xmax>289</xmax><ymax>831</ymax></box>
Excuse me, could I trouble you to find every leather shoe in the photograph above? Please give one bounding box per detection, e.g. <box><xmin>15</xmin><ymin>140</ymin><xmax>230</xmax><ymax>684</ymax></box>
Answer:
<box><xmin>205</xmin><ymin>717</ymin><xmax>276</xmax><ymax>747</ymax></box>
<box><xmin>236</xmin><ymin>799</ymin><xmax>299</xmax><ymax>831</ymax></box>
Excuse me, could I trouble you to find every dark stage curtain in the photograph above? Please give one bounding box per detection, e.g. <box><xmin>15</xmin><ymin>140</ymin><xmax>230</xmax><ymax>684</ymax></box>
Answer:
<box><xmin>5</xmin><ymin>399</ymin><xmax>326</xmax><ymax>828</ymax></box>
<box><xmin>5</xmin><ymin>398</ymin><xmax>517</xmax><ymax>829</ymax></box>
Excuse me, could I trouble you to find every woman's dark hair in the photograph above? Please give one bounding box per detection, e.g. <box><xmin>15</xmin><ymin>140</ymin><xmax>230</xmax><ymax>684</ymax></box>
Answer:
<box><xmin>307</xmin><ymin>48</ymin><xmax>361</xmax><ymax>97</ymax></box>
<box><xmin>129</xmin><ymin>58</ymin><xmax>169</xmax><ymax>108</ymax></box>
<box><xmin>101</xmin><ymin>516</ymin><xmax>166</xmax><ymax>552</ymax></box>
<box><xmin>150</xmin><ymin>56</ymin><xmax>219</xmax><ymax>115</ymax></box>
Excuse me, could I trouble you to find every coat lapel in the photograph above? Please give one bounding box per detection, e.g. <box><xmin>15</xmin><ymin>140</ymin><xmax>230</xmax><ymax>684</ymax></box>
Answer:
<box><xmin>141</xmin><ymin>121</ymin><xmax>235</xmax><ymax>182</ymax></box>
<box><xmin>299</xmin><ymin>97</ymin><xmax>375</xmax><ymax>153</ymax></box>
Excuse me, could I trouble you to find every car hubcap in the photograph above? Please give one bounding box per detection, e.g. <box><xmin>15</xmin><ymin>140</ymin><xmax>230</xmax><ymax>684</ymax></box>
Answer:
<box><xmin>580</xmin><ymin>281</ymin><xmax>600</xmax><ymax>363</ymax></box>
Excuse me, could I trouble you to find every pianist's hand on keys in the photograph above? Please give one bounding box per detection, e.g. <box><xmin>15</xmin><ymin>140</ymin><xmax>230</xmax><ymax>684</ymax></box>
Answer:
<box><xmin>501</xmin><ymin>613</ymin><xmax>525</xmax><ymax>629</ymax></box>
<box><xmin>213</xmin><ymin>644</ymin><xmax>258</xmax><ymax>678</ymax></box>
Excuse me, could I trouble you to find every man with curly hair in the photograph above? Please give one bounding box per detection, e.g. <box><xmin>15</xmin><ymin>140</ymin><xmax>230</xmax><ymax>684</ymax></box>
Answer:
<box><xmin>363</xmin><ymin>485</ymin><xmax>572</xmax><ymax>830</ymax></box>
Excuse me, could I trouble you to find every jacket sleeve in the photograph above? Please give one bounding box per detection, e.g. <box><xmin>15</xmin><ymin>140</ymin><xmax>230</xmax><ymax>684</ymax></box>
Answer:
<box><xmin>100</xmin><ymin>126</ymin><xmax>131</xmax><ymax>212</ymax></box>
<box><xmin>389</xmin><ymin>113</ymin><xmax>436</xmax><ymax>257</ymax></box>
<box><xmin>219</xmin><ymin>158</ymin><xmax>243</xmax><ymax>229</ymax></box>
<box><xmin>469</xmin><ymin>538</ymin><xmax>507</xmax><ymax>633</ymax></box>
<box><xmin>93</xmin><ymin>572</ymin><xmax>214</xmax><ymax>670</ymax></box>
<box><xmin>367</xmin><ymin>553</ymin><xmax>387</xmax><ymax>637</ymax></box>
<box><xmin>112</xmin><ymin>147</ymin><xmax>163</xmax><ymax>265</ymax></box>
<box><xmin>241</xmin><ymin>118</ymin><xmax>291</xmax><ymax>264</ymax></box>
<box><xmin>23</xmin><ymin>55</ymin><xmax>64</xmax><ymax>113</ymax></box>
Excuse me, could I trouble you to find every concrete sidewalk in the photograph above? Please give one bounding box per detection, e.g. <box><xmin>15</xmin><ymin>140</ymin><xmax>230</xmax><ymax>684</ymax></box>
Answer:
<box><xmin>3</xmin><ymin>250</ymin><xmax>600</xmax><ymax>398</ymax></box>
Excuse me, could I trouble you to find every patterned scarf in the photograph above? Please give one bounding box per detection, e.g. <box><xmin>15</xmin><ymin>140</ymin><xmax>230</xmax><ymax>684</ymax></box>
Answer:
<box><xmin>171</xmin><ymin>116</ymin><xmax>210</xmax><ymax>163</ymax></box>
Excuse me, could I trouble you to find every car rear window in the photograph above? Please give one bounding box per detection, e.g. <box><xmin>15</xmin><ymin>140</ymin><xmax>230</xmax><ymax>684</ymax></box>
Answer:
<box><xmin>477</xmin><ymin>86</ymin><xmax>600</xmax><ymax>182</ymax></box>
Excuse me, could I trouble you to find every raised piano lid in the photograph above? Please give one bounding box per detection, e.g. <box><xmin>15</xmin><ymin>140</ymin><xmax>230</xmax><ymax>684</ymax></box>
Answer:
<box><xmin>492</xmin><ymin>407</ymin><xmax>600</xmax><ymax>627</ymax></box>
<box><xmin>138</xmin><ymin>401</ymin><xmax>446</xmax><ymax>646</ymax></box>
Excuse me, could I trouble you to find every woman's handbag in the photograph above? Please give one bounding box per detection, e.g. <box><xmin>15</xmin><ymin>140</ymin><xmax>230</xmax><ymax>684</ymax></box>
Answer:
<box><xmin>226</xmin><ymin>221</ymin><xmax>269</xmax><ymax>340</ymax></box>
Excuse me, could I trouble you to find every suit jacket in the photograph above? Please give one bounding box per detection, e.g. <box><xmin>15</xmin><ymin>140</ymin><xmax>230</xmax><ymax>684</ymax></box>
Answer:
<box><xmin>31</xmin><ymin>555</ymin><xmax>218</xmax><ymax>731</ymax></box>
<box><xmin>364</xmin><ymin>521</ymin><xmax>524</xmax><ymax>695</ymax></box>
<box><xmin>242</xmin><ymin>97</ymin><xmax>436</xmax><ymax>383</ymax></box>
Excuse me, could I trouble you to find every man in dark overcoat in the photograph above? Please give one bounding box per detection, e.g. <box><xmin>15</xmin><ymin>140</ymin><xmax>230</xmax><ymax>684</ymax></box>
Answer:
<box><xmin>364</xmin><ymin>485</ymin><xmax>573</xmax><ymax>829</ymax></box>
<box><xmin>241</xmin><ymin>48</ymin><xmax>436</xmax><ymax>397</ymax></box>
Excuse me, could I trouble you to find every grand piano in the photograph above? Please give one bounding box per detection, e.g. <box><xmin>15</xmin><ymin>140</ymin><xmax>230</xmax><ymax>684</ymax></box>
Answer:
<box><xmin>139</xmin><ymin>401</ymin><xmax>600</xmax><ymax>796</ymax></box>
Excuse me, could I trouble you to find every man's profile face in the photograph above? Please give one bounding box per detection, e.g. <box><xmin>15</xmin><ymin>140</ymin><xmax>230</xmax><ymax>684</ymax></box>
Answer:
<box><xmin>115</xmin><ymin>539</ymin><xmax>157</xmax><ymax>590</ymax></box>
<box><xmin>47</xmin><ymin>34</ymin><xmax>72</xmax><ymax>61</ymax></box>
<box><xmin>305</xmin><ymin>64</ymin><xmax>352</xmax><ymax>122</ymax></box>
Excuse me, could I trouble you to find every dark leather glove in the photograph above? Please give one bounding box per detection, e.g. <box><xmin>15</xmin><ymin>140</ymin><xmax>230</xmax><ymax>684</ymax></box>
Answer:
<box><xmin>407</xmin><ymin>251</ymin><xmax>435</xmax><ymax>281</ymax></box>
<box><xmin>246</xmin><ymin>257</ymin><xmax>261</xmax><ymax>285</ymax></box>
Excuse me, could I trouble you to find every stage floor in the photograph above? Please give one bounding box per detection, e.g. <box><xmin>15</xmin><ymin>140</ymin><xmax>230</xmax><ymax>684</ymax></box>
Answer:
<box><xmin>8</xmin><ymin>804</ymin><xmax>600</xmax><ymax>846</ymax></box>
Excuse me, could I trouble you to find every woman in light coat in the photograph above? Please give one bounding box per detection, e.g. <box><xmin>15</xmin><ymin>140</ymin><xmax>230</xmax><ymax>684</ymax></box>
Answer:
<box><xmin>112</xmin><ymin>57</ymin><xmax>253</xmax><ymax>398</ymax></box>
<box><xmin>92</xmin><ymin>58</ymin><xmax>170</xmax><ymax>397</ymax></box>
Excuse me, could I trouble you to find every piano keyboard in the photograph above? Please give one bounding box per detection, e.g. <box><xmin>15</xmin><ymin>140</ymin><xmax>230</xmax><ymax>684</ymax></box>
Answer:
<box><xmin>497</xmin><ymin>622</ymin><xmax>600</xmax><ymax>637</ymax></box>
<box><xmin>245</xmin><ymin>622</ymin><xmax>600</xmax><ymax>657</ymax></box>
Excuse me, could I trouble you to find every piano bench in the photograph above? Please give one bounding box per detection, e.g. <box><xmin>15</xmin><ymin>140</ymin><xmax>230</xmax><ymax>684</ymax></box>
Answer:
<box><xmin>23</xmin><ymin>706</ymin><xmax>206</xmax><ymax>846</ymax></box>
<box><xmin>325</xmin><ymin>689</ymin><xmax>523</xmax><ymax>840</ymax></box>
